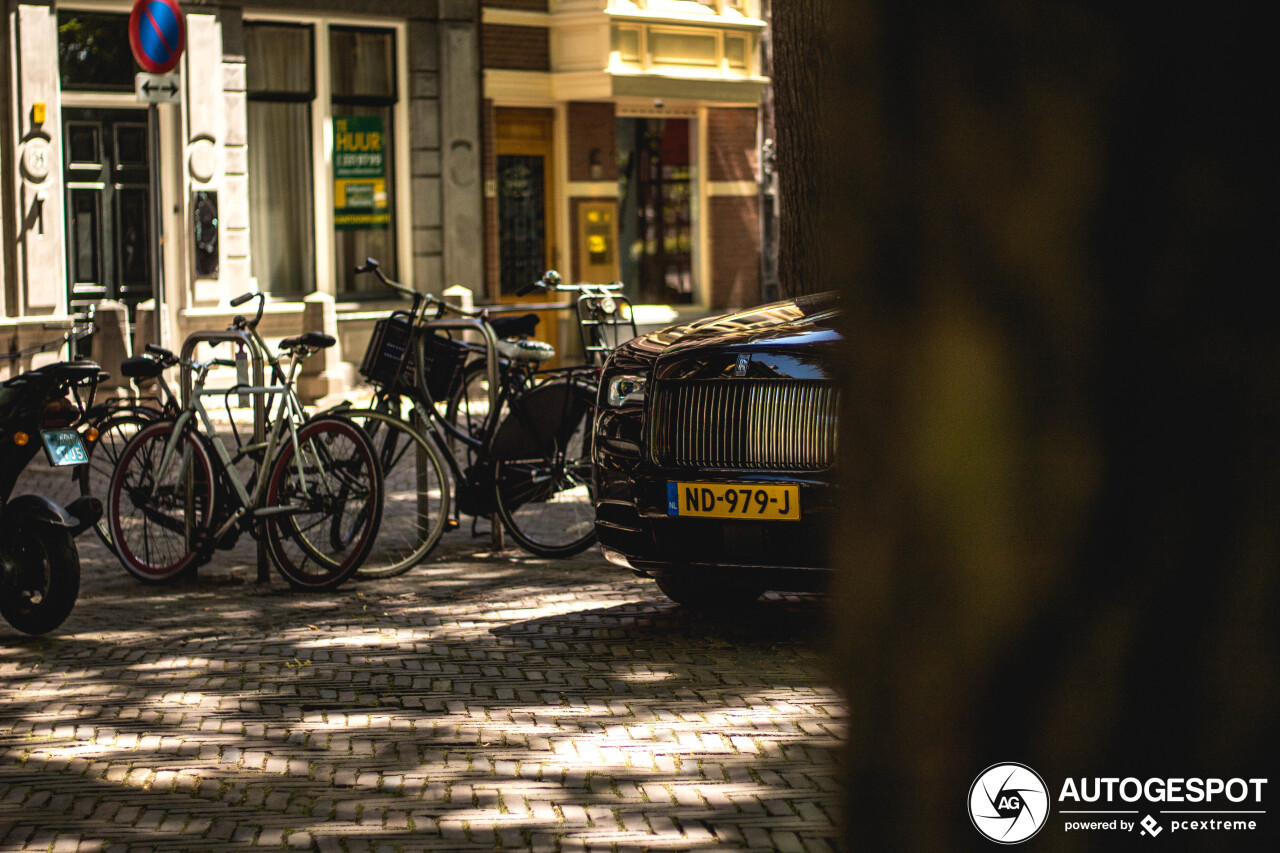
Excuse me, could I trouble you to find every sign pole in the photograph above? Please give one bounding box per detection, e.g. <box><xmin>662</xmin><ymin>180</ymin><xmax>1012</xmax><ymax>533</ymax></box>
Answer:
<box><xmin>150</xmin><ymin>103</ymin><xmax>164</xmax><ymax>349</ymax></box>
<box><xmin>128</xmin><ymin>0</ymin><xmax>185</xmax><ymax>347</ymax></box>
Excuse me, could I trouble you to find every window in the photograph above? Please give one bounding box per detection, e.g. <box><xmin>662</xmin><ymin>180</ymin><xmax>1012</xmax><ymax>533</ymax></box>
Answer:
<box><xmin>330</xmin><ymin>27</ymin><xmax>398</xmax><ymax>297</ymax></box>
<box><xmin>245</xmin><ymin>19</ymin><xmax>401</xmax><ymax>299</ymax></box>
<box><xmin>246</xmin><ymin>23</ymin><xmax>316</xmax><ymax>295</ymax></box>
<box><xmin>58</xmin><ymin>12</ymin><xmax>136</xmax><ymax>91</ymax></box>
<box><xmin>618</xmin><ymin>117</ymin><xmax>695</xmax><ymax>304</ymax></box>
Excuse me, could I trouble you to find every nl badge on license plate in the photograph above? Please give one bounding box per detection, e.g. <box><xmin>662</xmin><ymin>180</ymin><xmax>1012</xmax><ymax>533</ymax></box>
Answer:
<box><xmin>40</xmin><ymin>428</ymin><xmax>89</xmax><ymax>467</ymax></box>
<box><xmin>667</xmin><ymin>482</ymin><xmax>800</xmax><ymax>520</ymax></box>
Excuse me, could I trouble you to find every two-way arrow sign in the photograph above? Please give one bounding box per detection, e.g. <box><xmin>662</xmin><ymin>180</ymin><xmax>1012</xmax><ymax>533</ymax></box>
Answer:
<box><xmin>135</xmin><ymin>72</ymin><xmax>181</xmax><ymax>104</ymax></box>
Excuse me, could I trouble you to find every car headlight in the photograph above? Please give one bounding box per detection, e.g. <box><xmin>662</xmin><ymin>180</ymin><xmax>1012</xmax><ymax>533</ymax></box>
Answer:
<box><xmin>606</xmin><ymin>374</ymin><xmax>647</xmax><ymax>407</ymax></box>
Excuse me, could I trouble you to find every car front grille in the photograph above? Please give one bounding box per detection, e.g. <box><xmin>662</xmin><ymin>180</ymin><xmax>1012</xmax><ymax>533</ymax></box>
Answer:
<box><xmin>649</xmin><ymin>380</ymin><xmax>839</xmax><ymax>470</ymax></box>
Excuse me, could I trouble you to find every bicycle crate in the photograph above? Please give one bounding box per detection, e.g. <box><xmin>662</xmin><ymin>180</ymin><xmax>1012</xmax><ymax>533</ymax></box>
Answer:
<box><xmin>359</xmin><ymin>314</ymin><xmax>469</xmax><ymax>400</ymax></box>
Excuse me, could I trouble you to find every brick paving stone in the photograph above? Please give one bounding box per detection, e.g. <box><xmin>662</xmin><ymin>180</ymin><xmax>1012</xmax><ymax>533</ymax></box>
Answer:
<box><xmin>2</xmin><ymin>529</ymin><xmax>840</xmax><ymax>851</ymax></box>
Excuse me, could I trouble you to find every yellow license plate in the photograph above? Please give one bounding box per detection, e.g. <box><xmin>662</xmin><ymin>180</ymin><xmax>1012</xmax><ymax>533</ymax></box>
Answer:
<box><xmin>667</xmin><ymin>482</ymin><xmax>800</xmax><ymax>520</ymax></box>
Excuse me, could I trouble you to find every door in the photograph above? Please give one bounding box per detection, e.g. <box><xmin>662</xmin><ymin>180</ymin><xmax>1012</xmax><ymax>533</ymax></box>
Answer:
<box><xmin>494</xmin><ymin>109</ymin><xmax>562</xmax><ymax>359</ymax></box>
<box><xmin>62</xmin><ymin>108</ymin><xmax>155</xmax><ymax>314</ymax></box>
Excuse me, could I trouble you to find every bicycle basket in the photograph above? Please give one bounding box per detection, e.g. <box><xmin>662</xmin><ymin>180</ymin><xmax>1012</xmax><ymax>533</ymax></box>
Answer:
<box><xmin>359</xmin><ymin>314</ymin><xmax>468</xmax><ymax>400</ymax></box>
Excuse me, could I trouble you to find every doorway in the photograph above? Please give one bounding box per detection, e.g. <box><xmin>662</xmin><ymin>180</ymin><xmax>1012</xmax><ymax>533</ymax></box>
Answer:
<box><xmin>62</xmin><ymin>107</ymin><xmax>155</xmax><ymax>314</ymax></box>
<box><xmin>494</xmin><ymin>108</ymin><xmax>560</xmax><ymax>356</ymax></box>
<box><xmin>617</xmin><ymin>117</ymin><xmax>694</xmax><ymax>304</ymax></box>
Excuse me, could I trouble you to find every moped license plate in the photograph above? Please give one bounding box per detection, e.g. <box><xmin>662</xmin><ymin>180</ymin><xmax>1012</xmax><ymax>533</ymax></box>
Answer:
<box><xmin>40</xmin><ymin>428</ymin><xmax>88</xmax><ymax>467</ymax></box>
<box><xmin>667</xmin><ymin>482</ymin><xmax>800</xmax><ymax>520</ymax></box>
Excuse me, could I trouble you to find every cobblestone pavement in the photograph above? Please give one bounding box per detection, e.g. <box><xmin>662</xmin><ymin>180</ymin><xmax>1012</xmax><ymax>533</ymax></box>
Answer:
<box><xmin>1</xmin><ymin>492</ymin><xmax>842</xmax><ymax>851</ymax></box>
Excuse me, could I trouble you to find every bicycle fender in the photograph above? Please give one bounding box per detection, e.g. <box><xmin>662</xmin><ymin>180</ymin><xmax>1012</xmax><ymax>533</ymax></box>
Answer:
<box><xmin>490</xmin><ymin>381</ymin><xmax>591</xmax><ymax>459</ymax></box>
<box><xmin>0</xmin><ymin>495</ymin><xmax>75</xmax><ymax>530</ymax></box>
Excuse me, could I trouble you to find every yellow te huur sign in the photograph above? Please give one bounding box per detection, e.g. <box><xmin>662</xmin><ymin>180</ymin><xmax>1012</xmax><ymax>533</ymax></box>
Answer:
<box><xmin>333</xmin><ymin>116</ymin><xmax>388</xmax><ymax>230</ymax></box>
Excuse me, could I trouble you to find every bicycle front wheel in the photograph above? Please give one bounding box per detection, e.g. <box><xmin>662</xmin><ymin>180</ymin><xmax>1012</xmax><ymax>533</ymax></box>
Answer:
<box><xmin>492</xmin><ymin>380</ymin><xmax>597</xmax><ymax>558</ymax></box>
<box><xmin>342</xmin><ymin>407</ymin><xmax>450</xmax><ymax>578</ymax></box>
<box><xmin>263</xmin><ymin>415</ymin><xmax>383</xmax><ymax>590</ymax></box>
<box><xmin>107</xmin><ymin>421</ymin><xmax>215</xmax><ymax>583</ymax></box>
<box><xmin>80</xmin><ymin>410</ymin><xmax>156</xmax><ymax>549</ymax></box>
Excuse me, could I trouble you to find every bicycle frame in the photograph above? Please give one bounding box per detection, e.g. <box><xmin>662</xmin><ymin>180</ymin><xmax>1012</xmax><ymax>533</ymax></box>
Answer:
<box><xmin>154</xmin><ymin>339</ymin><xmax>315</xmax><ymax>549</ymax></box>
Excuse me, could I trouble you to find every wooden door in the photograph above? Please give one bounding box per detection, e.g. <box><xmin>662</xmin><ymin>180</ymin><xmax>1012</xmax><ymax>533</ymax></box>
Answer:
<box><xmin>494</xmin><ymin>109</ymin><xmax>563</xmax><ymax>359</ymax></box>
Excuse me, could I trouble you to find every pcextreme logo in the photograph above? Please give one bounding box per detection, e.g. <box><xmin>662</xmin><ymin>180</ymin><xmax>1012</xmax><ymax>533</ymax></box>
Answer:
<box><xmin>969</xmin><ymin>763</ymin><xmax>1051</xmax><ymax>844</ymax></box>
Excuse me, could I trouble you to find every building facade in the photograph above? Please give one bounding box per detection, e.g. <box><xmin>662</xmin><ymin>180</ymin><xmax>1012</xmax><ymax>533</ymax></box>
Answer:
<box><xmin>481</xmin><ymin>0</ymin><xmax>768</xmax><ymax>322</ymax></box>
<box><xmin>2</xmin><ymin>0</ymin><xmax>770</xmax><ymax>390</ymax></box>
<box><xmin>2</xmin><ymin>0</ymin><xmax>483</xmax><ymax>393</ymax></box>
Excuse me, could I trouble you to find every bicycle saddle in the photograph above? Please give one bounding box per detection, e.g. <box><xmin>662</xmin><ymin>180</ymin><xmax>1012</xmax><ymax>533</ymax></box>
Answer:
<box><xmin>279</xmin><ymin>332</ymin><xmax>336</xmax><ymax>351</ymax></box>
<box><xmin>495</xmin><ymin>338</ymin><xmax>555</xmax><ymax>363</ymax></box>
<box><xmin>120</xmin><ymin>354</ymin><xmax>166</xmax><ymax>379</ymax></box>
<box><xmin>490</xmin><ymin>313</ymin><xmax>539</xmax><ymax>339</ymax></box>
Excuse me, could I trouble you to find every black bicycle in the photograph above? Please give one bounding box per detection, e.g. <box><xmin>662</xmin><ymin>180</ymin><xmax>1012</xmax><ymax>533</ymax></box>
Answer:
<box><xmin>339</xmin><ymin>258</ymin><xmax>632</xmax><ymax>568</ymax></box>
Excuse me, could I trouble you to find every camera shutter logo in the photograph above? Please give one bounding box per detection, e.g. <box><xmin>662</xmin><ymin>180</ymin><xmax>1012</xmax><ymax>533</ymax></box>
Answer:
<box><xmin>969</xmin><ymin>763</ymin><xmax>1050</xmax><ymax>844</ymax></box>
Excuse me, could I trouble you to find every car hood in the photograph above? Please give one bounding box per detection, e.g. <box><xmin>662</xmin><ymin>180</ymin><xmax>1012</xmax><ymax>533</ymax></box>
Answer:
<box><xmin>615</xmin><ymin>292</ymin><xmax>842</xmax><ymax>381</ymax></box>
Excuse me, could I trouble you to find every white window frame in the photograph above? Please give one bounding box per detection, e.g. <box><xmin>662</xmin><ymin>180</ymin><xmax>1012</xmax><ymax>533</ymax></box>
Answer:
<box><xmin>243</xmin><ymin>10</ymin><xmax>412</xmax><ymax>297</ymax></box>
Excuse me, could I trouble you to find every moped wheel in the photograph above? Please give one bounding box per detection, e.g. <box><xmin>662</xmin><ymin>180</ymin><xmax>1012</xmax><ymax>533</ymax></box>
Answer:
<box><xmin>264</xmin><ymin>416</ymin><xmax>383</xmax><ymax>590</ymax></box>
<box><xmin>0</xmin><ymin>524</ymin><xmax>80</xmax><ymax>635</ymax></box>
<box><xmin>108</xmin><ymin>421</ymin><xmax>215</xmax><ymax>583</ymax></box>
<box><xmin>342</xmin><ymin>407</ymin><xmax>450</xmax><ymax>578</ymax></box>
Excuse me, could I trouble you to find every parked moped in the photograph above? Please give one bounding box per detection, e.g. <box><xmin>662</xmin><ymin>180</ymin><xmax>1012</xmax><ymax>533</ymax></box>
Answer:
<box><xmin>0</xmin><ymin>360</ymin><xmax>104</xmax><ymax>634</ymax></box>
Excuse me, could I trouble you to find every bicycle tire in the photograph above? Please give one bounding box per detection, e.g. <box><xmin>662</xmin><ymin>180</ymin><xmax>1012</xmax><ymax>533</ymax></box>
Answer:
<box><xmin>492</xmin><ymin>379</ymin><xmax>598</xmax><ymax>558</ymax></box>
<box><xmin>341</xmin><ymin>406</ymin><xmax>451</xmax><ymax>578</ymax></box>
<box><xmin>107</xmin><ymin>420</ymin><xmax>215</xmax><ymax>583</ymax></box>
<box><xmin>79</xmin><ymin>410</ymin><xmax>157</xmax><ymax>549</ymax></box>
<box><xmin>442</xmin><ymin>359</ymin><xmax>503</xmax><ymax>455</ymax></box>
<box><xmin>263</xmin><ymin>415</ymin><xmax>383</xmax><ymax>590</ymax></box>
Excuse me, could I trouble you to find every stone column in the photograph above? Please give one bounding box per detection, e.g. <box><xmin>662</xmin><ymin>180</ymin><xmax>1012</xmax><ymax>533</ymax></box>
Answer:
<box><xmin>14</xmin><ymin>3</ymin><xmax>66</xmax><ymax>315</ymax></box>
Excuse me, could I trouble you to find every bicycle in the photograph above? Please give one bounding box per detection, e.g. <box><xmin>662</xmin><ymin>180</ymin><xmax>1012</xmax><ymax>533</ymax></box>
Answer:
<box><xmin>78</xmin><ymin>347</ymin><xmax>181</xmax><ymax>549</ymax></box>
<box><xmin>341</xmin><ymin>258</ymin><xmax>627</xmax><ymax>566</ymax></box>
<box><xmin>106</xmin><ymin>293</ymin><xmax>384</xmax><ymax>590</ymax></box>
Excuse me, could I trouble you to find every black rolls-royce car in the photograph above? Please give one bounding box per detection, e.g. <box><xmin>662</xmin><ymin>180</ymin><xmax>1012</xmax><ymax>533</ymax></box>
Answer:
<box><xmin>593</xmin><ymin>293</ymin><xmax>840</xmax><ymax>606</ymax></box>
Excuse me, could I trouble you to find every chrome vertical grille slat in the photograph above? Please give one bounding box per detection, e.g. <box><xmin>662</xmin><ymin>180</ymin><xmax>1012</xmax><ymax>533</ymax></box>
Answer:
<box><xmin>649</xmin><ymin>380</ymin><xmax>839</xmax><ymax>470</ymax></box>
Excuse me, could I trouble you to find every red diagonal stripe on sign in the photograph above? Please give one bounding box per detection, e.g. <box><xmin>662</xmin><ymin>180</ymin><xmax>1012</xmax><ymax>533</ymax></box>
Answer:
<box><xmin>144</xmin><ymin>5</ymin><xmax>175</xmax><ymax>55</ymax></box>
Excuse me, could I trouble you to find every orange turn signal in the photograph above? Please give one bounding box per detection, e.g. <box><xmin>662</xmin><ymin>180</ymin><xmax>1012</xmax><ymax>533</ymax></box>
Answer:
<box><xmin>85</xmin><ymin>427</ymin><xmax>100</xmax><ymax>443</ymax></box>
<box><xmin>13</xmin><ymin>431</ymin><xmax>29</xmax><ymax>446</ymax></box>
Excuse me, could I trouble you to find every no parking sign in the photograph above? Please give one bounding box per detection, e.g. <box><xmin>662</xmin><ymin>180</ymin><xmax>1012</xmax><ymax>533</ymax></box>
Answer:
<box><xmin>128</xmin><ymin>0</ymin><xmax>186</xmax><ymax>74</ymax></box>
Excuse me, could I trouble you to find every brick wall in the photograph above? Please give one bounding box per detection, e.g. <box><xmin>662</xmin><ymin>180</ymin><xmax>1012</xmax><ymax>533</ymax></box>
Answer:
<box><xmin>482</xmin><ymin>24</ymin><xmax>550</xmax><ymax>72</ymax></box>
<box><xmin>708</xmin><ymin>195</ymin><xmax>761</xmax><ymax>309</ymax></box>
<box><xmin>567</xmin><ymin>102</ymin><xmax>617</xmax><ymax>182</ymax></box>
<box><xmin>706</xmin><ymin>107</ymin><xmax>759</xmax><ymax>182</ymax></box>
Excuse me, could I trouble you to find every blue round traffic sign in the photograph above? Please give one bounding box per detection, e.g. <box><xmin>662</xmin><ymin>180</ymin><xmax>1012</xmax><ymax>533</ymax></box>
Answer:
<box><xmin>129</xmin><ymin>0</ymin><xmax>186</xmax><ymax>74</ymax></box>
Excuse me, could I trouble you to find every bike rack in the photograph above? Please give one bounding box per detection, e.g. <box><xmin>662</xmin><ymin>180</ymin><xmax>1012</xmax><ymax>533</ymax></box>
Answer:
<box><xmin>418</xmin><ymin>317</ymin><xmax>501</xmax><ymax>422</ymax></box>
<box><xmin>179</xmin><ymin>330</ymin><xmax>271</xmax><ymax>583</ymax></box>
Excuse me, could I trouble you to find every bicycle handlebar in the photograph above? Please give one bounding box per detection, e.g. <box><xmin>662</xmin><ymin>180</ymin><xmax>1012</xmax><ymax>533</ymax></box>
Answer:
<box><xmin>353</xmin><ymin>257</ymin><xmax>485</xmax><ymax>319</ymax></box>
<box><xmin>229</xmin><ymin>292</ymin><xmax>266</xmax><ymax>330</ymax></box>
<box><xmin>519</xmin><ymin>270</ymin><xmax>624</xmax><ymax>297</ymax></box>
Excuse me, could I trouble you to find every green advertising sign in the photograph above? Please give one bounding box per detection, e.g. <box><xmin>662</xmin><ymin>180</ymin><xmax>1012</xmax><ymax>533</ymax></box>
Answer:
<box><xmin>333</xmin><ymin>115</ymin><xmax>388</xmax><ymax>230</ymax></box>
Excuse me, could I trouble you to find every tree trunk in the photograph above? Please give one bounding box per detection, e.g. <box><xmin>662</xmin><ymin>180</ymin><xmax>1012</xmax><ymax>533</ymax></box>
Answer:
<box><xmin>771</xmin><ymin>0</ymin><xmax>828</xmax><ymax>298</ymax></box>
<box><xmin>824</xmin><ymin>2</ymin><xmax>1275</xmax><ymax>849</ymax></box>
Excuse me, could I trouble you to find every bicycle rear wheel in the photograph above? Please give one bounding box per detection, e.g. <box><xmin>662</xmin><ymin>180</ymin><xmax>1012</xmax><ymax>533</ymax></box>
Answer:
<box><xmin>263</xmin><ymin>415</ymin><xmax>383</xmax><ymax>590</ymax></box>
<box><xmin>492</xmin><ymin>379</ymin><xmax>597</xmax><ymax>558</ymax></box>
<box><xmin>79</xmin><ymin>409</ymin><xmax>156</xmax><ymax>549</ymax></box>
<box><xmin>342</xmin><ymin>407</ymin><xmax>450</xmax><ymax>578</ymax></box>
<box><xmin>107</xmin><ymin>421</ymin><xmax>215</xmax><ymax>583</ymax></box>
